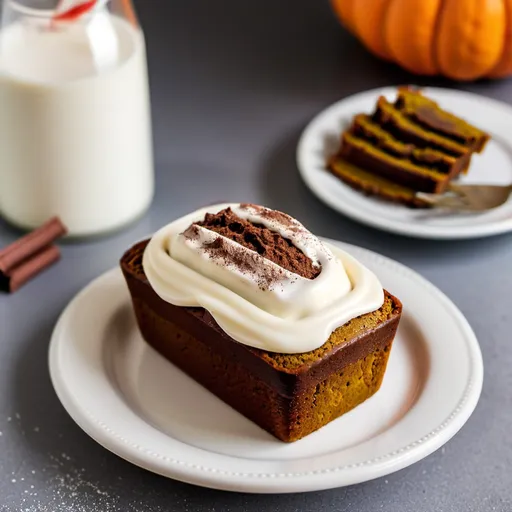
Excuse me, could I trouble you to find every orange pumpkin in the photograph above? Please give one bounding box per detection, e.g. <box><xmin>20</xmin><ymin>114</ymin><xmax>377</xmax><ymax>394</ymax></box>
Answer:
<box><xmin>330</xmin><ymin>0</ymin><xmax>512</xmax><ymax>80</ymax></box>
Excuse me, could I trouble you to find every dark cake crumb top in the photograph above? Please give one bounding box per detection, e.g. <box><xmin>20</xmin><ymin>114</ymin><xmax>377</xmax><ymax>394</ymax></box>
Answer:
<box><xmin>189</xmin><ymin>207</ymin><xmax>320</xmax><ymax>280</ymax></box>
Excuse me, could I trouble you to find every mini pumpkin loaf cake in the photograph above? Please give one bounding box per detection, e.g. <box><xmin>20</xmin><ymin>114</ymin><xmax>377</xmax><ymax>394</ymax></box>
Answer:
<box><xmin>328</xmin><ymin>87</ymin><xmax>490</xmax><ymax>206</ymax></box>
<box><xmin>120</xmin><ymin>203</ymin><xmax>402</xmax><ymax>442</ymax></box>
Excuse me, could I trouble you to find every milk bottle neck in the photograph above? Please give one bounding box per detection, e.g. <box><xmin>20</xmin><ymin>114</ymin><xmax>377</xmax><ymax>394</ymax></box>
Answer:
<box><xmin>0</xmin><ymin>0</ymin><xmax>142</xmax><ymax>83</ymax></box>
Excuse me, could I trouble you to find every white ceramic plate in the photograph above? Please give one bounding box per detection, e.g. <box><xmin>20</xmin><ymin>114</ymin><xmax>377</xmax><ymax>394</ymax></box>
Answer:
<box><xmin>297</xmin><ymin>86</ymin><xmax>512</xmax><ymax>239</ymax></box>
<box><xmin>49</xmin><ymin>240</ymin><xmax>483</xmax><ymax>493</ymax></box>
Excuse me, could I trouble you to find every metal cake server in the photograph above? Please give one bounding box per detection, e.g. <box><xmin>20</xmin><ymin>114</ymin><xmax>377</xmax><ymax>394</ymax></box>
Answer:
<box><xmin>416</xmin><ymin>183</ymin><xmax>512</xmax><ymax>212</ymax></box>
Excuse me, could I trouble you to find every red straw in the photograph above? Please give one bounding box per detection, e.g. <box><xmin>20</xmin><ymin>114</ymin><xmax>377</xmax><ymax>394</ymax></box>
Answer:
<box><xmin>52</xmin><ymin>0</ymin><xmax>97</xmax><ymax>22</ymax></box>
<box><xmin>53</xmin><ymin>0</ymin><xmax>138</xmax><ymax>26</ymax></box>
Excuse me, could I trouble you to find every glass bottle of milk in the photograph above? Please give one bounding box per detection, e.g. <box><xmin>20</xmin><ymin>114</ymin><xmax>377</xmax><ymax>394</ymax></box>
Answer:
<box><xmin>0</xmin><ymin>0</ymin><xmax>154</xmax><ymax>237</ymax></box>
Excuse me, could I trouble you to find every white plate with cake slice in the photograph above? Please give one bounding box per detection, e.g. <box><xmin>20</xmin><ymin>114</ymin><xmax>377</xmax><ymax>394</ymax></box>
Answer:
<box><xmin>297</xmin><ymin>86</ymin><xmax>512</xmax><ymax>239</ymax></box>
<box><xmin>48</xmin><ymin>239</ymin><xmax>483</xmax><ymax>493</ymax></box>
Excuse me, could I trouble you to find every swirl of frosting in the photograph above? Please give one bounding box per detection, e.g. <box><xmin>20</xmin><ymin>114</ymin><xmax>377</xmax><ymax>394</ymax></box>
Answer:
<box><xmin>142</xmin><ymin>203</ymin><xmax>384</xmax><ymax>354</ymax></box>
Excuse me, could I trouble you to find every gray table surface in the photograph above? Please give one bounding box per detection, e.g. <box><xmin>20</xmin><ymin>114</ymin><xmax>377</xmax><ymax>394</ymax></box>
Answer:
<box><xmin>1</xmin><ymin>1</ymin><xmax>512</xmax><ymax>510</ymax></box>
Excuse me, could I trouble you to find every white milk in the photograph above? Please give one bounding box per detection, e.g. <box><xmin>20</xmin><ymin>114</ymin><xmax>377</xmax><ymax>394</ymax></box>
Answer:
<box><xmin>0</xmin><ymin>15</ymin><xmax>154</xmax><ymax>236</ymax></box>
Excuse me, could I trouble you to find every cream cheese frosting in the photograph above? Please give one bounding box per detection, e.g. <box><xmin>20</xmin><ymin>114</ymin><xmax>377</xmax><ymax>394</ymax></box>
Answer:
<box><xmin>142</xmin><ymin>203</ymin><xmax>384</xmax><ymax>354</ymax></box>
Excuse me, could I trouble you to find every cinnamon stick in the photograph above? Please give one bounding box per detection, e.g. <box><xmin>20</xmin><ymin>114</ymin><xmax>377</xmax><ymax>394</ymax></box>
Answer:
<box><xmin>0</xmin><ymin>217</ymin><xmax>66</xmax><ymax>274</ymax></box>
<box><xmin>1</xmin><ymin>245</ymin><xmax>61</xmax><ymax>293</ymax></box>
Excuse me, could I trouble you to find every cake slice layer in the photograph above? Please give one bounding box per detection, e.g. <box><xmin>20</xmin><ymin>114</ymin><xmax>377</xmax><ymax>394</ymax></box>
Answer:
<box><xmin>339</xmin><ymin>132</ymin><xmax>452</xmax><ymax>193</ymax></box>
<box><xmin>395</xmin><ymin>88</ymin><xmax>490</xmax><ymax>152</ymax></box>
<box><xmin>328</xmin><ymin>157</ymin><xmax>428</xmax><ymax>208</ymax></box>
<box><xmin>351</xmin><ymin>114</ymin><xmax>471</xmax><ymax>175</ymax></box>
<box><xmin>373</xmin><ymin>97</ymin><xmax>470</xmax><ymax>157</ymax></box>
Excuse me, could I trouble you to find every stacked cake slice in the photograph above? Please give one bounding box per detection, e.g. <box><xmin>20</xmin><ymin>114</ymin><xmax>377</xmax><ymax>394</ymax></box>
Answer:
<box><xmin>328</xmin><ymin>87</ymin><xmax>490</xmax><ymax>207</ymax></box>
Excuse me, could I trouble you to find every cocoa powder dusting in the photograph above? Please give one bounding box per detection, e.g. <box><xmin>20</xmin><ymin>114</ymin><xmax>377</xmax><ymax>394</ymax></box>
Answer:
<box><xmin>183</xmin><ymin>224</ymin><xmax>200</xmax><ymax>240</ymax></box>
<box><xmin>239</xmin><ymin>203</ymin><xmax>295</xmax><ymax>228</ymax></box>
<box><xmin>202</xmin><ymin>236</ymin><xmax>285</xmax><ymax>290</ymax></box>
<box><xmin>195</xmin><ymin>207</ymin><xmax>320</xmax><ymax>280</ymax></box>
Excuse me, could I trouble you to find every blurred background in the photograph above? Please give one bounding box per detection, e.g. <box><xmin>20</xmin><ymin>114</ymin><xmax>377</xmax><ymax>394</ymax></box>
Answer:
<box><xmin>139</xmin><ymin>0</ymin><xmax>512</xmax><ymax>233</ymax></box>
